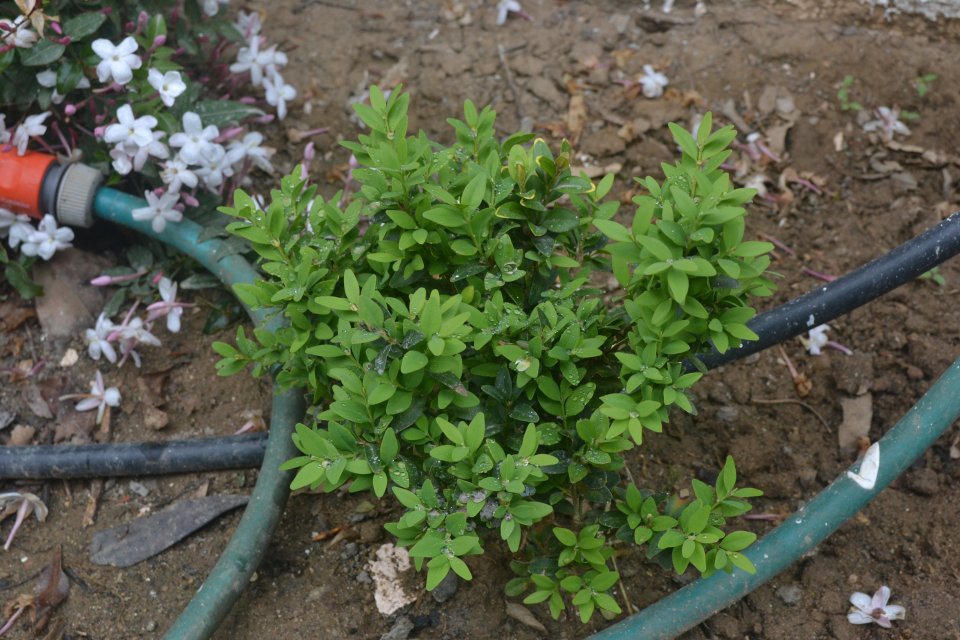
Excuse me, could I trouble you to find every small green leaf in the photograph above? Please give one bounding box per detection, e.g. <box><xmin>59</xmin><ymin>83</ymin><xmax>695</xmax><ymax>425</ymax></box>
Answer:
<box><xmin>400</xmin><ymin>350</ymin><xmax>428</xmax><ymax>373</ymax></box>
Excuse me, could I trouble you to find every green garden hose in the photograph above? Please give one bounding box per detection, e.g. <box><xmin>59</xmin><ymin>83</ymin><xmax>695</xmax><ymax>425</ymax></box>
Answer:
<box><xmin>92</xmin><ymin>187</ymin><xmax>305</xmax><ymax>640</ymax></box>
<box><xmin>590</xmin><ymin>357</ymin><xmax>960</xmax><ymax>640</ymax></box>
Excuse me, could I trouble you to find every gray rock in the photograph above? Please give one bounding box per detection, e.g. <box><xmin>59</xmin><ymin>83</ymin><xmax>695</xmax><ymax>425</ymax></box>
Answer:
<box><xmin>356</xmin><ymin>570</ymin><xmax>372</xmax><ymax>584</ymax></box>
<box><xmin>715</xmin><ymin>406</ymin><xmax>739</xmax><ymax>424</ymax></box>
<box><xmin>380</xmin><ymin>616</ymin><xmax>415</xmax><ymax>640</ymax></box>
<box><xmin>340</xmin><ymin>542</ymin><xmax>358</xmax><ymax>559</ymax></box>
<box><xmin>431</xmin><ymin>571</ymin><xmax>459</xmax><ymax>603</ymax></box>
<box><xmin>904</xmin><ymin>467</ymin><xmax>938</xmax><ymax>496</ymax></box>
<box><xmin>776</xmin><ymin>583</ymin><xmax>803</xmax><ymax>605</ymax></box>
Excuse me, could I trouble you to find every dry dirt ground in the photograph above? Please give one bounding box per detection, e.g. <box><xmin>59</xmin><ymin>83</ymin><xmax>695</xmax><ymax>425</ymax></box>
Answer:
<box><xmin>3</xmin><ymin>1</ymin><xmax>960</xmax><ymax>638</ymax></box>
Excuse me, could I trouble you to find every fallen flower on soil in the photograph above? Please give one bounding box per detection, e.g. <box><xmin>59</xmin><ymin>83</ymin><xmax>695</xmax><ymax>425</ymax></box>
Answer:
<box><xmin>802</xmin><ymin>324</ymin><xmax>853</xmax><ymax>356</ymax></box>
<box><xmin>862</xmin><ymin>106</ymin><xmax>910</xmax><ymax>142</ymax></box>
<box><xmin>146</xmin><ymin>277</ymin><xmax>193</xmax><ymax>333</ymax></box>
<box><xmin>639</xmin><ymin>64</ymin><xmax>669</xmax><ymax>98</ymax></box>
<box><xmin>0</xmin><ymin>492</ymin><xmax>48</xmax><ymax>551</ymax></box>
<box><xmin>60</xmin><ymin>370</ymin><xmax>120</xmax><ymax>424</ymax></box>
<box><xmin>847</xmin><ymin>585</ymin><xmax>905</xmax><ymax>628</ymax></box>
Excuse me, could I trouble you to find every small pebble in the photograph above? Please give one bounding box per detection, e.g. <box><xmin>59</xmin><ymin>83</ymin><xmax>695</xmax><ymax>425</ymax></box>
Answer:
<box><xmin>380</xmin><ymin>616</ymin><xmax>415</xmax><ymax>640</ymax></box>
<box><xmin>715</xmin><ymin>406</ymin><xmax>738</xmax><ymax>424</ymax></box>
<box><xmin>129</xmin><ymin>481</ymin><xmax>149</xmax><ymax>497</ymax></box>
<box><xmin>356</xmin><ymin>570</ymin><xmax>372</xmax><ymax>584</ymax></box>
<box><xmin>340</xmin><ymin>542</ymin><xmax>359</xmax><ymax>559</ymax></box>
<box><xmin>431</xmin><ymin>571</ymin><xmax>458</xmax><ymax>603</ymax></box>
<box><xmin>146</xmin><ymin>621</ymin><xmax>157</xmax><ymax>632</ymax></box>
<box><xmin>776</xmin><ymin>583</ymin><xmax>803</xmax><ymax>605</ymax></box>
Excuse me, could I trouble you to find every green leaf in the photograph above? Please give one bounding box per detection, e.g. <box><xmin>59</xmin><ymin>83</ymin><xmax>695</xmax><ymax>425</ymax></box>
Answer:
<box><xmin>635</xmin><ymin>235</ymin><xmax>674</xmax><ymax>261</ymax></box>
<box><xmin>400</xmin><ymin>350</ymin><xmax>428</xmax><ymax>373</ymax></box>
<box><xmin>18</xmin><ymin>40</ymin><xmax>65</xmax><ymax>67</ymax></box>
<box><xmin>669</xmin><ymin>122</ymin><xmax>699</xmax><ymax>159</ymax></box>
<box><xmin>594</xmin><ymin>219</ymin><xmax>633</xmax><ymax>242</ymax></box>
<box><xmin>423</xmin><ymin>206</ymin><xmax>465</xmax><ymax>228</ymax></box>
<box><xmin>720</xmin><ymin>531</ymin><xmax>757</xmax><ymax>552</ymax></box>
<box><xmin>727</xmin><ymin>551</ymin><xmax>757</xmax><ymax>574</ymax></box>
<box><xmin>554</xmin><ymin>527</ymin><xmax>578</xmax><ymax>547</ymax></box>
<box><xmin>461</xmin><ymin>172</ymin><xmax>487</xmax><ymax>210</ymax></box>
<box><xmin>194</xmin><ymin>100</ymin><xmax>265</xmax><ymax>127</ymax></box>
<box><xmin>380</xmin><ymin>428</ymin><xmax>399</xmax><ymax>463</ymax></box>
<box><xmin>449</xmin><ymin>556</ymin><xmax>472</xmax><ymax>580</ymax></box>
<box><xmin>667</xmin><ymin>269</ymin><xmax>689</xmax><ymax>304</ymax></box>
<box><xmin>64</xmin><ymin>12</ymin><xmax>108</xmax><ymax>39</ymax></box>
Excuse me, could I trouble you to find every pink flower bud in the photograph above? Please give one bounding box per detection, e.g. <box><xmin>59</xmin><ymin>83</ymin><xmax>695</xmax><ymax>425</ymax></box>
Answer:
<box><xmin>100</xmin><ymin>7</ymin><xmax>113</xmax><ymax>15</ymax></box>
<box><xmin>137</xmin><ymin>11</ymin><xmax>149</xmax><ymax>32</ymax></box>
<box><xmin>124</xmin><ymin>21</ymin><xmax>135</xmax><ymax>32</ymax></box>
<box><xmin>93</xmin><ymin>125</ymin><xmax>105</xmax><ymax>137</ymax></box>
<box><xmin>50</xmin><ymin>22</ymin><xmax>63</xmax><ymax>34</ymax></box>
<box><xmin>89</xmin><ymin>275</ymin><xmax>115</xmax><ymax>286</ymax></box>
<box><xmin>64</xmin><ymin>104</ymin><xmax>77</xmax><ymax>116</ymax></box>
<box><xmin>152</xmin><ymin>34</ymin><xmax>166</xmax><ymax>48</ymax></box>
<box><xmin>181</xmin><ymin>193</ymin><xmax>199</xmax><ymax>207</ymax></box>
<box><xmin>152</xmin><ymin>272</ymin><xmax>164</xmax><ymax>285</ymax></box>
<box><xmin>238</xmin><ymin>96</ymin><xmax>257</xmax><ymax>105</ymax></box>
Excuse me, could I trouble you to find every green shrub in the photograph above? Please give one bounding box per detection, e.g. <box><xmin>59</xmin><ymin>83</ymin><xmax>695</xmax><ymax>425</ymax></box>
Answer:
<box><xmin>215</xmin><ymin>86</ymin><xmax>773</xmax><ymax>622</ymax></box>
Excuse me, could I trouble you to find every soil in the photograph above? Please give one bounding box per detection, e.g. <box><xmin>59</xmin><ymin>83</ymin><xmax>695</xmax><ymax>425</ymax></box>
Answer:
<box><xmin>3</xmin><ymin>1</ymin><xmax>960</xmax><ymax>638</ymax></box>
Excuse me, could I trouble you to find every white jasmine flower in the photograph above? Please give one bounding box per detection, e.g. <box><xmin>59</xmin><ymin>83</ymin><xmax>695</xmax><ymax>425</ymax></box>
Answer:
<box><xmin>35</xmin><ymin>70</ymin><xmax>65</xmax><ymax>104</ymax></box>
<box><xmin>194</xmin><ymin>144</ymin><xmax>234</xmax><ymax>190</ymax></box>
<box><xmin>231</xmin><ymin>39</ymin><xmax>287</xmax><ymax>88</ymax></box>
<box><xmin>169</xmin><ymin>112</ymin><xmax>219</xmax><ymax>164</ymax></box>
<box><xmin>71</xmin><ymin>370</ymin><xmax>121</xmax><ymax>424</ymax></box>
<box><xmin>147</xmin><ymin>277</ymin><xmax>193</xmax><ymax>333</ymax></box>
<box><xmin>116</xmin><ymin>316</ymin><xmax>162</xmax><ymax>368</ymax></box>
<box><xmin>227</xmin><ymin>131</ymin><xmax>275</xmax><ymax>173</ymax></box>
<box><xmin>0</xmin><ymin>492</ymin><xmax>47</xmax><ymax>551</ymax></box>
<box><xmin>639</xmin><ymin>64</ymin><xmax>669</xmax><ymax>99</ymax></box>
<box><xmin>263</xmin><ymin>71</ymin><xmax>296</xmax><ymax>120</ymax></box>
<box><xmin>848</xmin><ymin>585</ymin><xmax>905</xmax><ymax>628</ymax></box>
<box><xmin>806</xmin><ymin>324</ymin><xmax>830</xmax><ymax>356</ymax></box>
<box><xmin>103</xmin><ymin>104</ymin><xmax>157</xmax><ymax>148</ymax></box>
<box><xmin>11</xmin><ymin>111</ymin><xmax>51</xmax><ymax>156</ymax></box>
<box><xmin>862</xmin><ymin>106</ymin><xmax>910</xmax><ymax>142</ymax></box>
<box><xmin>0</xmin><ymin>207</ymin><xmax>19</xmax><ymax>237</ymax></box>
<box><xmin>230</xmin><ymin>36</ymin><xmax>263</xmax><ymax>85</ymax></box>
<box><xmin>160</xmin><ymin>156</ymin><xmax>199</xmax><ymax>193</ymax></box>
<box><xmin>92</xmin><ymin>37</ymin><xmax>142</xmax><ymax>85</ymax></box>
<box><xmin>497</xmin><ymin>0</ymin><xmax>522</xmax><ymax>25</ymax></box>
<box><xmin>132</xmin><ymin>190</ymin><xmax>182</xmax><ymax>233</ymax></box>
<box><xmin>147</xmin><ymin>69</ymin><xmax>187</xmax><ymax>107</ymax></box>
<box><xmin>203</xmin><ymin>0</ymin><xmax>230</xmax><ymax>17</ymax></box>
<box><xmin>0</xmin><ymin>16</ymin><xmax>38</xmax><ymax>49</ymax></box>
<box><xmin>108</xmin><ymin>130</ymin><xmax>168</xmax><ymax>175</ymax></box>
<box><xmin>19</xmin><ymin>214</ymin><xmax>74</xmax><ymax>260</ymax></box>
<box><xmin>0</xmin><ymin>113</ymin><xmax>9</xmax><ymax>145</ymax></box>
<box><xmin>234</xmin><ymin>10</ymin><xmax>261</xmax><ymax>37</ymax></box>
<box><xmin>85</xmin><ymin>313</ymin><xmax>118</xmax><ymax>363</ymax></box>
<box><xmin>4</xmin><ymin>212</ymin><xmax>35</xmax><ymax>248</ymax></box>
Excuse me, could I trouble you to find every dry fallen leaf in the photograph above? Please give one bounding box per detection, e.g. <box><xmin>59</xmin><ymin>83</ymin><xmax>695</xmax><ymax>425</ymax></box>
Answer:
<box><xmin>566</xmin><ymin>94</ymin><xmax>587</xmax><ymax>145</ymax></box>
<box><xmin>505</xmin><ymin>601</ymin><xmax>547</xmax><ymax>632</ymax></box>
<box><xmin>0</xmin><ymin>547</ymin><xmax>69</xmax><ymax>636</ymax></box>
<box><xmin>839</xmin><ymin>394</ymin><xmax>873</xmax><ymax>452</ymax></box>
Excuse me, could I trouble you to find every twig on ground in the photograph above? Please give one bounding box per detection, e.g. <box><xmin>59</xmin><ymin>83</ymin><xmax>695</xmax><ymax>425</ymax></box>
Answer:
<box><xmin>751</xmin><ymin>397</ymin><xmax>832</xmax><ymax>433</ymax></box>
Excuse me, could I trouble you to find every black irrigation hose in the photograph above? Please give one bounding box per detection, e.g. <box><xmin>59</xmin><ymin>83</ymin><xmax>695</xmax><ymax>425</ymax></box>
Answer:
<box><xmin>2</xmin><ymin>213</ymin><xmax>959</xmax><ymax>481</ymax></box>
<box><xmin>0</xmin><ymin>434</ymin><xmax>268</xmax><ymax>479</ymax></box>
<box><xmin>699</xmin><ymin>211</ymin><xmax>960</xmax><ymax>369</ymax></box>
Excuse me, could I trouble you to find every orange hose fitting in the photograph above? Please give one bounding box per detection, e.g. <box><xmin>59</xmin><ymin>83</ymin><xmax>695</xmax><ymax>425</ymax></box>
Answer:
<box><xmin>0</xmin><ymin>148</ymin><xmax>102</xmax><ymax>227</ymax></box>
<box><xmin>0</xmin><ymin>148</ymin><xmax>55</xmax><ymax>220</ymax></box>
